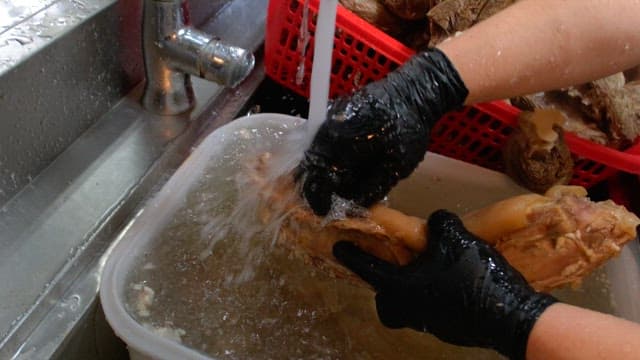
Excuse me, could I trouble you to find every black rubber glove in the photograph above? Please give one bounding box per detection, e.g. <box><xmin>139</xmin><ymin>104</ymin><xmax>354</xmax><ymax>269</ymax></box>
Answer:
<box><xmin>333</xmin><ymin>210</ymin><xmax>557</xmax><ymax>360</ymax></box>
<box><xmin>297</xmin><ymin>48</ymin><xmax>468</xmax><ymax>215</ymax></box>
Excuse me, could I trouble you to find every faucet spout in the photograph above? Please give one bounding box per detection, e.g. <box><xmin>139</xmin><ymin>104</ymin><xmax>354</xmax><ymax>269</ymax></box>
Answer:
<box><xmin>171</xmin><ymin>28</ymin><xmax>255</xmax><ymax>88</ymax></box>
<box><xmin>142</xmin><ymin>0</ymin><xmax>255</xmax><ymax>115</ymax></box>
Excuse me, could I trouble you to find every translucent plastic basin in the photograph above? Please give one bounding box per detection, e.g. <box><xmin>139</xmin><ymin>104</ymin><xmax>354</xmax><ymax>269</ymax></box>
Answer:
<box><xmin>100</xmin><ymin>113</ymin><xmax>640</xmax><ymax>360</ymax></box>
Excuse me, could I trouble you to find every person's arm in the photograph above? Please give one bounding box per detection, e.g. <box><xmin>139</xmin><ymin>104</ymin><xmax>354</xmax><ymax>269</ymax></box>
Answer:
<box><xmin>527</xmin><ymin>303</ymin><xmax>640</xmax><ymax>360</ymax></box>
<box><xmin>437</xmin><ymin>0</ymin><xmax>640</xmax><ymax>105</ymax></box>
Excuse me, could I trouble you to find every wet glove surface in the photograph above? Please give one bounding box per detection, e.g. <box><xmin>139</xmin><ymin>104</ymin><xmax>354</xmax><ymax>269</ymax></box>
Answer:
<box><xmin>297</xmin><ymin>49</ymin><xmax>468</xmax><ymax>215</ymax></box>
<box><xmin>333</xmin><ymin>210</ymin><xmax>557</xmax><ymax>360</ymax></box>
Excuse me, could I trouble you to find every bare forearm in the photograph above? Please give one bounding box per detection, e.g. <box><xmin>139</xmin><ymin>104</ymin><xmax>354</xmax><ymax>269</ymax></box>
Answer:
<box><xmin>527</xmin><ymin>303</ymin><xmax>640</xmax><ymax>360</ymax></box>
<box><xmin>437</xmin><ymin>0</ymin><xmax>640</xmax><ymax>104</ymax></box>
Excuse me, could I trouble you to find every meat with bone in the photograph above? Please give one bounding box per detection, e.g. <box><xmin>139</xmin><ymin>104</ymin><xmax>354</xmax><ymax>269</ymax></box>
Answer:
<box><xmin>244</xmin><ymin>153</ymin><xmax>639</xmax><ymax>293</ymax></box>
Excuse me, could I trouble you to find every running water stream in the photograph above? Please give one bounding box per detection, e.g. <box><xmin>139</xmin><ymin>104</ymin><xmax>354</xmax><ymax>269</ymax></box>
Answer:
<box><xmin>306</xmin><ymin>0</ymin><xmax>339</xmax><ymax>137</ymax></box>
<box><xmin>239</xmin><ymin>0</ymin><xmax>342</xmax><ymax>204</ymax></box>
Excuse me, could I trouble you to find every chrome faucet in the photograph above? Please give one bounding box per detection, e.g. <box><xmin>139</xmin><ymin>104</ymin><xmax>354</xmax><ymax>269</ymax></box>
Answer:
<box><xmin>141</xmin><ymin>0</ymin><xmax>255</xmax><ymax>115</ymax></box>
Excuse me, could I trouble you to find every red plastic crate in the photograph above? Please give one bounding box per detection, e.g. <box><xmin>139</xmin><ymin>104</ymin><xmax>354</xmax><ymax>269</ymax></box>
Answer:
<box><xmin>265</xmin><ymin>0</ymin><xmax>640</xmax><ymax>188</ymax></box>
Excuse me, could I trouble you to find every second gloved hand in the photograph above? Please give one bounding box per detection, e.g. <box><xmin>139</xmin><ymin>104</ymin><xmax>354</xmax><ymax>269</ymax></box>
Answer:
<box><xmin>333</xmin><ymin>210</ymin><xmax>557</xmax><ymax>360</ymax></box>
<box><xmin>297</xmin><ymin>48</ymin><xmax>468</xmax><ymax>216</ymax></box>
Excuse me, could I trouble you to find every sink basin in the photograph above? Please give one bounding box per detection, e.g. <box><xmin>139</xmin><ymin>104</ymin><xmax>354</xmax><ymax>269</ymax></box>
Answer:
<box><xmin>100</xmin><ymin>111</ymin><xmax>640</xmax><ymax>360</ymax></box>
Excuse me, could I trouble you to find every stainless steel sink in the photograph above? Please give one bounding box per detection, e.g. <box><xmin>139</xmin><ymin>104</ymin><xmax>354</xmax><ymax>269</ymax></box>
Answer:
<box><xmin>0</xmin><ymin>0</ymin><xmax>268</xmax><ymax>358</ymax></box>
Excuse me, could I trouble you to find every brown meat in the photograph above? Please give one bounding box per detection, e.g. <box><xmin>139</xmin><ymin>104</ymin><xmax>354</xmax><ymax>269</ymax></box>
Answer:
<box><xmin>339</xmin><ymin>0</ymin><xmax>406</xmax><ymax>37</ymax></box>
<box><xmin>246</xmin><ymin>154</ymin><xmax>640</xmax><ymax>293</ymax></box>
<box><xmin>564</xmin><ymin>73</ymin><xmax>626</xmax><ymax>122</ymax></box>
<box><xmin>562</xmin><ymin>74</ymin><xmax>640</xmax><ymax>149</ymax></box>
<box><xmin>398</xmin><ymin>20</ymin><xmax>431</xmax><ymax>51</ymax></box>
<box><xmin>624</xmin><ymin>66</ymin><xmax>640</xmax><ymax>82</ymax></box>
<box><xmin>427</xmin><ymin>0</ymin><xmax>515</xmax><ymax>46</ymax></box>
<box><xmin>382</xmin><ymin>0</ymin><xmax>442</xmax><ymax>20</ymax></box>
<box><xmin>503</xmin><ymin>109</ymin><xmax>574</xmax><ymax>193</ymax></box>
<box><xmin>599</xmin><ymin>81</ymin><xmax>640</xmax><ymax>148</ymax></box>
<box><xmin>339</xmin><ymin>0</ymin><xmax>433</xmax><ymax>49</ymax></box>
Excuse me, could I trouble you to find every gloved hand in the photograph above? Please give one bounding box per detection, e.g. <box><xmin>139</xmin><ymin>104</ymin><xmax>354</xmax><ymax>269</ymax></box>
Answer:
<box><xmin>297</xmin><ymin>48</ymin><xmax>468</xmax><ymax>215</ymax></box>
<box><xmin>333</xmin><ymin>210</ymin><xmax>557</xmax><ymax>360</ymax></box>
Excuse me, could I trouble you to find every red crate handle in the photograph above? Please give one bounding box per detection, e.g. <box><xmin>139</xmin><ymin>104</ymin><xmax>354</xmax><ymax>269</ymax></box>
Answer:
<box><xmin>565</xmin><ymin>137</ymin><xmax>640</xmax><ymax>175</ymax></box>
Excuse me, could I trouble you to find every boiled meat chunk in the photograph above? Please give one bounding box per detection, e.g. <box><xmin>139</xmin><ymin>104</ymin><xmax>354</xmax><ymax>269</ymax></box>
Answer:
<box><xmin>245</xmin><ymin>153</ymin><xmax>639</xmax><ymax>292</ymax></box>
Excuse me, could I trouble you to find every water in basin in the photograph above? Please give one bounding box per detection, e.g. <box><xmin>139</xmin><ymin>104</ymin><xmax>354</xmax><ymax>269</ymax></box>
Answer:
<box><xmin>117</xmin><ymin>113</ymin><xmax>632</xmax><ymax>360</ymax></box>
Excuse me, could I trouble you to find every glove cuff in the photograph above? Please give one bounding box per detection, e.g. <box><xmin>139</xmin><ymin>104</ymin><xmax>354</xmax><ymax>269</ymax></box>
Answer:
<box><xmin>383</xmin><ymin>48</ymin><xmax>469</xmax><ymax>128</ymax></box>
<box><xmin>498</xmin><ymin>292</ymin><xmax>558</xmax><ymax>360</ymax></box>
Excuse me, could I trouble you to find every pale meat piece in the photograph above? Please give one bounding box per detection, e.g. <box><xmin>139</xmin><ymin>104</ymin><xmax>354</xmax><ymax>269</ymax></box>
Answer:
<box><xmin>247</xmin><ymin>154</ymin><xmax>639</xmax><ymax>292</ymax></box>
<box><xmin>463</xmin><ymin>186</ymin><xmax>640</xmax><ymax>291</ymax></box>
<box><xmin>562</xmin><ymin>73</ymin><xmax>628</xmax><ymax>148</ymax></box>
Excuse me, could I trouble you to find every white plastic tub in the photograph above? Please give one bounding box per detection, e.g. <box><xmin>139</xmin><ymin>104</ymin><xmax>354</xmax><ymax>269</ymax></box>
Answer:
<box><xmin>100</xmin><ymin>114</ymin><xmax>640</xmax><ymax>360</ymax></box>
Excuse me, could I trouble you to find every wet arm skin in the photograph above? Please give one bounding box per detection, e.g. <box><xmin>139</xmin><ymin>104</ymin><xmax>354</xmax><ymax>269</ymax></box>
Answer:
<box><xmin>527</xmin><ymin>303</ymin><xmax>640</xmax><ymax>360</ymax></box>
<box><xmin>437</xmin><ymin>0</ymin><xmax>640</xmax><ymax>105</ymax></box>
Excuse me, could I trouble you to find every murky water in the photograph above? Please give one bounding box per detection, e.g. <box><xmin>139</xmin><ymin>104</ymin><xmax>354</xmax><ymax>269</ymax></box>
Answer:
<box><xmin>121</xmin><ymin>116</ymin><xmax>618</xmax><ymax>359</ymax></box>
<box><xmin>123</xmin><ymin>118</ymin><xmax>507</xmax><ymax>359</ymax></box>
